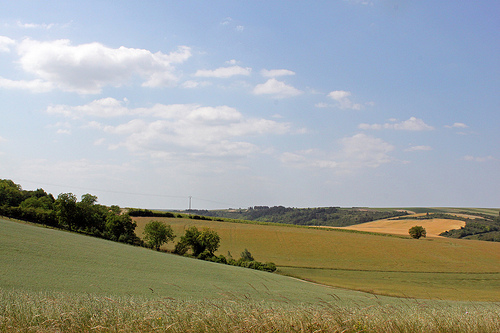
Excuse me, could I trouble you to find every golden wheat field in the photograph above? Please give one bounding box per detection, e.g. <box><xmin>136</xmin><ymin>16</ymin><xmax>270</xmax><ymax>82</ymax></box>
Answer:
<box><xmin>339</xmin><ymin>214</ymin><xmax>466</xmax><ymax>237</ymax></box>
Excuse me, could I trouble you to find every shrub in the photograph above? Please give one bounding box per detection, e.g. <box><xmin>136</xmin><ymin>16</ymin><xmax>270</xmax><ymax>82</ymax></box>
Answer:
<box><xmin>240</xmin><ymin>248</ymin><xmax>254</xmax><ymax>261</ymax></box>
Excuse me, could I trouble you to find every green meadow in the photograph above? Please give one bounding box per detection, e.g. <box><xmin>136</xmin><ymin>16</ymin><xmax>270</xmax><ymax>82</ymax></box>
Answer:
<box><xmin>134</xmin><ymin>216</ymin><xmax>500</xmax><ymax>301</ymax></box>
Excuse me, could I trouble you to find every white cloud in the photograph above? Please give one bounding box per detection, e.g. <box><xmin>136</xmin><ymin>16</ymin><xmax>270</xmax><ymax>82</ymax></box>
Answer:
<box><xmin>16</xmin><ymin>21</ymin><xmax>55</xmax><ymax>29</ymax></box>
<box><xmin>47</xmin><ymin>98</ymin><xmax>130</xmax><ymax>118</ymax></box>
<box><xmin>0</xmin><ymin>36</ymin><xmax>15</xmax><ymax>52</ymax></box>
<box><xmin>48</xmin><ymin>99</ymin><xmax>293</xmax><ymax>158</ymax></box>
<box><xmin>281</xmin><ymin>133</ymin><xmax>394</xmax><ymax>171</ymax></box>
<box><xmin>253</xmin><ymin>78</ymin><xmax>303</xmax><ymax>98</ymax></box>
<box><xmin>314</xmin><ymin>102</ymin><xmax>329</xmax><ymax>108</ymax></box>
<box><xmin>221</xmin><ymin>17</ymin><xmax>244</xmax><ymax>32</ymax></box>
<box><xmin>221</xmin><ymin>17</ymin><xmax>233</xmax><ymax>26</ymax></box>
<box><xmin>181</xmin><ymin>80</ymin><xmax>212</xmax><ymax>88</ymax></box>
<box><xmin>16</xmin><ymin>38</ymin><xmax>191</xmax><ymax>94</ymax></box>
<box><xmin>445</xmin><ymin>122</ymin><xmax>469</xmax><ymax>129</ymax></box>
<box><xmin>0</xmin><ymin>76</ymin><xmax>54</xmax><ymax>93</ymax></box>
<box><xmin>56</xmin><ymin>129</ymin><xmax>71</xmax><ymax>135</ymax></box>
<box><xmin>327</xmin><ymin>90</ymin><xmax>362</xmax><ymax>110</ymax></box>
<box><xmin>260</xmin><ymin>69</ymin><xmax>296</xmax><ymax>77</ymax></box>
<box><xmin>340</xmin><ymin>133</ymin><xmax>394</xmax><ymax>168</ymax></box>
<box><xmin>359</xmin><ymin>117</ymin><xmax>434</xmax><ymax>131</ymax></box>
<box><xmin>194</xmin><ymin>65</ymin><xmax>251</xmax><ymax>78</ymax></box>
<box><xmin>404</xmin><ymin>145</ymin><xmax>432</xmax><ymax>152</ymax></box>
<box><xmin>463</xmin><ymin>155</ymin><xmax>495</xmax><ymax>162</ymax></box>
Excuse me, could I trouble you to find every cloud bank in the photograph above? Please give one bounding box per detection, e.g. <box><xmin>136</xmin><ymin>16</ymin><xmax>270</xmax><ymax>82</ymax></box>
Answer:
<box><xmin>48</xmin><ymin>98</ymin><xmax>293</xmax><ymax>159</ymax></box>
<box><xmin>13</xmin><ymin>38</ymin><xmax>191</xmax><ymax>94</ymax></box>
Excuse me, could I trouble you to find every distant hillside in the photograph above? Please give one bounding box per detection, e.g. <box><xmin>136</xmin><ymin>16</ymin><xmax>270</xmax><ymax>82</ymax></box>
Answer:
<box><xmin>187</xmin><ymin>206</ymin><xmax>408</xmax><ymax>227</ymax></box>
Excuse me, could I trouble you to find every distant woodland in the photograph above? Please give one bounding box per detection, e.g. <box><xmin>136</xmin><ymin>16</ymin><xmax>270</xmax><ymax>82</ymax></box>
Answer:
<box><xmin>187</xmin><ymin>206</ymin><xmax>408</xmax><ymax>227</ymax></box>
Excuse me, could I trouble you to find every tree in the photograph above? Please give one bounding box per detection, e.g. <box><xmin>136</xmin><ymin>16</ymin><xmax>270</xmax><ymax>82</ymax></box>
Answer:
<box><xmin>175</xmin><ymin>226</ymin><xmax>220</xmax><ymax>257</ymax></box>
<box><xmin>143</xmin><ymin>221</ymin><xmax>175</xmax><ymax>250</ymax></box>
<box><xmin>199</xmin><ymin>228</ymin><xmax>220</xmax><ymax>256</ymax></box>
<box><xmin>55</xmin><ymin>193</ymin><xmax>78</xmax><ymax>230</ymax></box>
<box><xmin>409</xmin><ymin>225</ymin><xmax>426</xmax><ymax>239</ymax></box>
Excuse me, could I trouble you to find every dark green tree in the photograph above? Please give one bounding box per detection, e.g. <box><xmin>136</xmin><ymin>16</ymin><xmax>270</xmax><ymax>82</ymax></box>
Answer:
<box><xmin>55</xmin><ymin>193</ymin><xmax>78</xmax><ymax>230</ymax></box>
<box><xmin>175</xmin><ymin>226</ymin><xmax>220</xmax><ymax>257</ymax></box>
<box><xmin>143</xmin><ymin>220</ymin><xmax>175</xmax><ymax>250</ymax></box>
<box><xmin>409</xmin><ymin>225</ymin><xmax>427</xmax><ymax>239</ymax></box>
<box><xmin>0</xmin><ymin>179</ymin><xmax>24</xmax><ymax>207</ymax></box>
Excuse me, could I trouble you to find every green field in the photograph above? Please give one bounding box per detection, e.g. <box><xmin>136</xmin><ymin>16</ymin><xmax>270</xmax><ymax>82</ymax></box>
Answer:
<box><xmin>2</xmin><ymin>217</ymin><xmax>500</xmax><ymax>332</ymax></box>
<box><xmin>0</xmin><ymin>218</ymin><xmax>379</xmax><ymax>304</ymax></box>
<box><xmin>134</xmin><ymin>216</ymin><xmax>500</xmax><ymax>301</ymax></box>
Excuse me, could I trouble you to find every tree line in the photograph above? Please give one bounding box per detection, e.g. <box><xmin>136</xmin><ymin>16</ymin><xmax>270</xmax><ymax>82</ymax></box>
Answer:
<box><xmin>0</xmin><ymin>179</ymin><xmax>141</xmax><ymax>245</ymax></box>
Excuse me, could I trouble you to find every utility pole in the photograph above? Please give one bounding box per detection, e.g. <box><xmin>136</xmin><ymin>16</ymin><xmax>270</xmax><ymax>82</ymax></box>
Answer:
<box><xmin>188</xmin><ymin>196</ymin><xmax>192</xmax><ymax>210</ymax></box>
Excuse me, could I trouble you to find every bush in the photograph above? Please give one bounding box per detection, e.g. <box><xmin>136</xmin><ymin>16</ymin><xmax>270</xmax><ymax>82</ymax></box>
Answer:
<box><xmin>263</xmin><ymin>262</ymin><xmax>277</xmax><ymax>272</ymax></box>
<box><xmin>240</xmin><ymin>248</ymin><xmax>254</xmax><ymax>261</ymax></box>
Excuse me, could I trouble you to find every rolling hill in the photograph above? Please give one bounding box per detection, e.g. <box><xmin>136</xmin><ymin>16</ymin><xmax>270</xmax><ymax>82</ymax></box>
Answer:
<box><xmin>133</xmin><ymin>215</ymin><xmax>500</xmax><ymax>301</ymax></box>
<box><xmin>0</xmin><ymin>218</ymin><xmax>379</xmax><ymax>305</ymax></box>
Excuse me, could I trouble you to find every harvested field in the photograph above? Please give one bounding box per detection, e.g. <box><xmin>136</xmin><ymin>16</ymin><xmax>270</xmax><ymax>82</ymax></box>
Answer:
<box><xmin>340</xmin><ymin>214</ymin><xmax>465</xmax><ymax>237</ymax></box>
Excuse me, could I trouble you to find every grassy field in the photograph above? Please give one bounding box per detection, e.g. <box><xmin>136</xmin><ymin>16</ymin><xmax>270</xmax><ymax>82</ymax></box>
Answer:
<box><xmin>134</xmin><ymin>216</ymin><xmax>500</xmax><ymax>301</ymax></box>
<box><xmin>1</xmin><ymin>218</ymin><xmax>370</xmax><ymax>303</ymax></box>
<box><xmin>2</xmin><ymin>217</ymin><xmax>500</xmax><ymax>332</ymax></box>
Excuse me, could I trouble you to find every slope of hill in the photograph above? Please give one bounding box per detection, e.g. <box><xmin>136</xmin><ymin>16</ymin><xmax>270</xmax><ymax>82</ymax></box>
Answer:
<box><xmin>0</xmin><ymin>218</ymin><xmax>378</xmax><ymax>305</ymax></box>
<box><xmin>133</xmin><ymin>216</ymin><xmax>500</xmax><ymax>301</ymax></box>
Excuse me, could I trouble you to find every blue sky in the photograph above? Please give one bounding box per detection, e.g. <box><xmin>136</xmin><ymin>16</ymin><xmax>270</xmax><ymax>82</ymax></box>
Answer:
<box><xmin>0</xmin><ymin>1</ymin><xmax>498</xmax><ymax>209</ymax></box>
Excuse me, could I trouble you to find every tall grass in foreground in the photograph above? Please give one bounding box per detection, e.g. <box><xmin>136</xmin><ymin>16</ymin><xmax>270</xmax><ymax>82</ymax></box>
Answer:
<box><xmin>1</xmin><ymin>289</ymin><xmax>499</xmax><ymax>332</ymax></box>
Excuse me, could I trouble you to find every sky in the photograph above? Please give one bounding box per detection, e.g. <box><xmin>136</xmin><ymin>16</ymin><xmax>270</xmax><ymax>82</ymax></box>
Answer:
<box><xmin>0</xmin><ymin>1</ymin><xmax>498</xmax><ymax>210</ymax></box>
